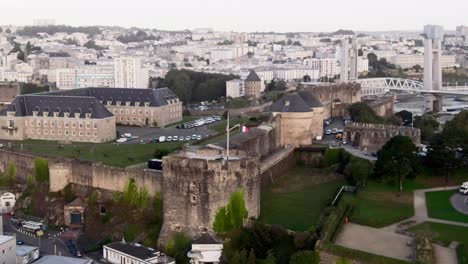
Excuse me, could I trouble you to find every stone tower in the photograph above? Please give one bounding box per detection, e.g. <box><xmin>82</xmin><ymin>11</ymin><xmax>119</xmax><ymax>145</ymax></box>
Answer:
<box><xmin>158</xmin><ymin>147</ymin><xmax>261</xmax><ymax>245</ymax></box>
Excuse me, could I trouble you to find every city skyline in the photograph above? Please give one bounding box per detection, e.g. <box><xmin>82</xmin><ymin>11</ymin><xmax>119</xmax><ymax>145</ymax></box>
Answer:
<box><xmin>1</xmin><ymin>0</ymin><xmax>467</xmax><ymax>32</ymax></box>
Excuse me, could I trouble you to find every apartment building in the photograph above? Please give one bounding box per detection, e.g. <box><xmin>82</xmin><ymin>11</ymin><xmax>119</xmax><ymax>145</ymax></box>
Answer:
<box><xmin>303</xmin><ymin>58</ymin><xmax>339</xmax><ymax>77</ymax></box>
<box><xmin>103</xmin><ymin>242</ymin><xmax>175</xmax><ymax>264</ymax></box>
<box><xmin>46</xmin><ymin>87</ymin><xmax>182</xmax><ymax>128</ymax></box>
<box><xmin>226</xmin><ymin>79</ymin><xmax>245</xmax><ymax>98</ymax></box>
<box><xmin>114</xmin><ymin>57</ymin><xmax>149</xmax><ymax>88</ymax></box>
<box><xmin>390</xmin><ymin>54</ymin><xmax>458</xmax><ymax>68</ymax></box>
<box><xmin>0</xmin><ymin>95</ymin><xmax>116</xmax><ymax>143</ymax></box>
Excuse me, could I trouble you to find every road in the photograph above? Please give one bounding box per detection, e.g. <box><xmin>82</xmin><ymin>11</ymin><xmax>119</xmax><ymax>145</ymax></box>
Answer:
<box><xmin>320</xmin><ymin>118</ymin><xmax>377</xmax><ymax>161</ymax></box>
<box><xmin>3</xmin><ymin>214</ymin><xmax>72</xmax><ymax>257</ymax></box>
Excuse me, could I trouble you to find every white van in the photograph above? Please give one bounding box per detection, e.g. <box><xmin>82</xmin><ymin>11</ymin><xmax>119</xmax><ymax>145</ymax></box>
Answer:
<box><xmin>460</xmin><ymin>182</ymin><xmax>468</xmax><ymax>195</ymax></box>
<box><xmin>159</xmin><ymin>136</ymin><xmax>166</xmax><ymax>142</ymax></box>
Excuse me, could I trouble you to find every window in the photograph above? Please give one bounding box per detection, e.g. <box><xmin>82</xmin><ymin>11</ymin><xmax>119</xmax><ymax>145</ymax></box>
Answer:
<box><xmin>51</xmin><ymin>121</ymin><xmax>55</xmax><ymax>127</ymax></box>
<box><xmin>65</xmin><ymin>131</ymin><xmax>69</xmax><ymax>135</ymax></box>
<box><xmin>51</xmin><ymin>130</ymin><xmax>55</xmax><ymax>135</ymax></box>
<box><xmin>72</xmin><ymin>123</ymin><xmax>76</xmax><ymax>128</ymax></box>
<box><xmin>86</xmin><ymin>123</ymin><xmax>90</xmax><ymax>129</ymax></box>
<box><xmin>93</xmin><ymin>123</ymin><xmax>97</xmax><ymax>129</ymax></box>
<box><xmin>79</xmin><ymin>131</ymin><xmax>83</xmax><ymax>136</ymax></box>
<box><xmin>44</xmin><ymin>129</ymin><xmax>48</xmax><ymax>135</ymax></box>
<box><xmin>86</xmin><ymin>132</ymin><xmax>90</xmax><ymax>136</ymax></box>
<box><xmin>44</xmin><ymin>121</ymin><xmax>48</xmax><ymax>127</ymax></box>
<box><xmin>37</xmin><ymin>129</ymin><xmax>41</xmax><ymax>134</ymax></box>
<box><xmin>72</xmin><ymin>131</ymin><xmax>75</xmax><ymax>136</ymax></box>
<box><xmin>94</xmin><ymin>132</ymin><xmax>97</xmax><ymax>137</ymax></box>
<box><xmin>30</xmin><ymin>120</ymin><xmax>34</xmax><ymax>126</ymax></box>
<box><xmin>79</xmin><ymin>123</ymin><xmax>83</xmax><ymax>129</ymax></box>
<box><xmin>65</xmin><ymin>122</ymin><xmax>69</xmax><ymax>128</ymax></box>
<box><xmin>8</xmin><ymin>120</ymin><xmax>14</xmax><ymax>129</ymax></box>
<box><xmin>58</xmin><ymin>121</ymin><xmax>62</xmax><ymax>128</ymax></box>
<box><xmin>58</xmin><ymin>130</ymin><xmax>62</xmax><ymax>135</ymax></box>
<box><xmin>37</xmin><ymin>121</ymin><xmax>41</xmax><ymax>127</ymax></box>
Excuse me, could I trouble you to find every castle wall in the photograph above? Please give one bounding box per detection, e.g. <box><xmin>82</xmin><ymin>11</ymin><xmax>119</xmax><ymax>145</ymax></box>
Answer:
<box><xmin>344</xmin><ymin>122</ymin><xmax>421</xmax><ymax>152</ymax></box>
<box><xmin>159</xmin><ymin>149</ymin><xmax>261</xmax><ymax>245</ymax></box>
<box><xmin>0</xmin><ymin>150</ymin><xmax>162</xmax><ymax>195</ymax></box>
<box><xmin>273</xmin><ymin>108</ymin><xmax>324</xmax><ymax>147</ymax></box>
<box><xmin>299</xmin><ymin>83</ymin><xmax>361</xmax><ymax>118</ymax></box>
<box><xmin>364</xmin><ymin>96</ymin><xmax>395</xmax><ymax>117</ymax></box>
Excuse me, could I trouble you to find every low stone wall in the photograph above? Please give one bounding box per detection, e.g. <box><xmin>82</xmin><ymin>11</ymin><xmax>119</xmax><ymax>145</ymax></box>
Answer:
<box><xmin>0</xmin><ymin>150</ymin><xmax>162</xmax><ymax>195</ymax></box>
<box><xmin>259</xmin><ymin>148</ymin><xmax>296</xmax><ymax>187</ymax></box>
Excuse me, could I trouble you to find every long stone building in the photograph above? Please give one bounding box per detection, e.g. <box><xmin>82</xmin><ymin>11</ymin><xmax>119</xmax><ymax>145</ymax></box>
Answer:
<box><xmin>0</xmin><ymin>87</ymin><xmax>182</xmax><ymax>143</ymax></box>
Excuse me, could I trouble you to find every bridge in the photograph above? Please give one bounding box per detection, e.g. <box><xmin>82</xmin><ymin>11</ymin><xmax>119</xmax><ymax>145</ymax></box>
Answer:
<box><xmin>356</xmin><ymin>78</ymin><xmax>468</xmax><ymax>96</ymax></box>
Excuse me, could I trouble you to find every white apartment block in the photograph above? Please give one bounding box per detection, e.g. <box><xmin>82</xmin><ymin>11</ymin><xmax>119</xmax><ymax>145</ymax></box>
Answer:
<box><xmin>303</xmin><ymin>58</ymin><xmax>339</xmax><ymax>77</ymax></box>
<box><xmin>390</xmin><ymin>54</ymin><xmax>458</xmax><ymax>69</ymax></box>
<box><xmin>226</xmin><ymin>79</ymin><xmax>245</xmax><ymax>98</ymax></box>
<box><xmin>357</xmin><ymin>57</ymin><xmax>369</xmax><ymax>73</ymax></box>
<box><xmin>114</xmin><ymin>57</ymin><xmax>149</xmax><ymax>88</ymax></box>
<box><xmin>56</xmin><ymin>69</ymin><xmax>78</xmax><ymax>89</ymax></box>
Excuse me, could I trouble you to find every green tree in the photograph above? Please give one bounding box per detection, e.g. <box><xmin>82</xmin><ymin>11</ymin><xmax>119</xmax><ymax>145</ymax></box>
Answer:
<box><xmin>25</xmin><ymin>41</ymin><xmax>32</xmax><ymax>56</ymax></box>
<box><xmin>426</xmin><ymin>134</ymin><xmax>460</xmax><ymax>185</ymax></box>
<box><xmin>373</xmin><ymin>136</ymin><xmax>419</xmax><ymax>192</ymax></box>
<box><xmin>344</xmin><ymin>156</ymin><xmax>373</xmax><ymax>189</ymax></box>
<box><xmin>1</xmin><ymin>161</ymin><xmax>17</xmax><ymax>186</ymax></box>
<box><xmin>166</xmin><ymin>232</ymin><xmax>192</xmax><ymax>264</ymax></box>
<box><xmin>123</xmin><ymin>178</ymin><xmax>139</xmax><ymax>206</ymax></box>
<box><xmin>231</xmin><ymin>249</ymin><xmax>248</xmax><ymax>264</ymax></box>
<box><xmin>289</xmin><ymin>250</ymin><xmax>320</xmax><ymax>264</ymax></box>
<box><xmin>414</xmin><ymin>114</ymin><xmax>439</xmax><ymax>142</ymax></box>
<box><xmin>213</xmin><ymin>189</ymin><xmax>248</xmax><ymax>233</ymax></box>
<box><xmin>347</xmin><ymin>102</ymin><xmax>384</xmax><ymax>124</ymax></box>
<box><xmin>34</xmin><ymin>158</ymin><xmax>49</xmax><ymax>182</ymax></box>
<box><xmin>263</xmin><ymin>250</ymin><xmax>277</xmax><ymax>264</ymax></box>
<box><xmin>441</xmin><ymin>110</ymin><xmax>468</xmax><ymax>158</ymax></box>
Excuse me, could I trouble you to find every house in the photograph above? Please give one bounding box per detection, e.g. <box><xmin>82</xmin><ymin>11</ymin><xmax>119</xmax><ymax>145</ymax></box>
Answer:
<box><xmin>103</xmin><ymin>241</ymin><xmax>175</xmax><ymax>264</ymax></box>
<box><xmin>187</xmin><ymin>233</ymin><xmax>223</xmax><ymax>264</ymax></box>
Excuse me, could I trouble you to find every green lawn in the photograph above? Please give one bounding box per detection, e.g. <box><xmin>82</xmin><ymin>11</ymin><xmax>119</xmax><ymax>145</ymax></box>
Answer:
<box><xmin>349</xmin><ymin>181</ymin><xmax>417</xmax><ymax>228</ymax></box>
<box><xmin>259</xmin><ymin>166</ymin><xmax>345</xmax><ymax>231</ymax></box>
<box><xmin>407</xmin><ymin>222</ymin><xmax>468</xmax><ymax>264</ymax></box>
<box><xmin>425</xmin><ymin>190</ymin><xmax>468</xmax><ymax>223</ymax></box>
<box><xmin>16</xmin><ymin>140</ymin><xmax>184</xmax><ymax>167</ymax></box>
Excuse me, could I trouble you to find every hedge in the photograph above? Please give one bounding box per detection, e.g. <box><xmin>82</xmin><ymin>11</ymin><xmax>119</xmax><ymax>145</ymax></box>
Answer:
<box><xmin>318</xmin><ymin>243</ymin><xmax>411</xmax><ymax>264</ymax></box>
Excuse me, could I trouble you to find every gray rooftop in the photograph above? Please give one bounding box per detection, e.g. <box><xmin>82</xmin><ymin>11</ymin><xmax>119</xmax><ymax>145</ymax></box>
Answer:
<box><xmin>33</xmin><ymin>255</ymin><xmax>93</xmax><ymax>264</ymax></box>
<box><xmin>105</xmin><ymin>242</ymin><xmax>175</xmax><ymax>264</ymax></box>
<box><xmin>1</xmin><ymin>95</ymin><xmax>113</xmax><ymax>119</ymax></box>
<box><xmin>271</xmin><ymin>91</ymin><xmax>322</xmax><ymax>112</ymax></box>
<box><xmin>245</xmin><ymin>70</ymin><xmax>261</xmax><ymax>82</ymax></box>
<box><xmin>43</xmin><ymin>87</ymin><xmax>178</xmax><ymax>107</ymax></box>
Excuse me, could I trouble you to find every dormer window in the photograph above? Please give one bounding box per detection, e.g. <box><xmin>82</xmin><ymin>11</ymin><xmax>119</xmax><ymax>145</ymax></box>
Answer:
<box><xmin>43</xmin><ymin>112</ymin><xmax>48</xmax><ymax>117</ymax></box>
<box><xmin>126</xmin><ymin>101</ymin><xmax>131</xmax><ymax>106</ymax></box>
<box><xmin>117</xmin><ymin>101</ymin><xmax>121</xmax><ymax>106</ymax></box>
<box><xmin>144</xmin><ymin>102</ymin><xmax>149</xmax><ymax>107</ymax></box>
<box><xmin>135</xmin><ymin>102</ymin><xmax>140</xmax><ymax>107</ymax></box>
<box><xmin>33</xmin><ymin>111</ymin><xmax>38</xmax><ymax>117</ymax></box>
<box><xmin>64</xmin><ymin>112</ymin><xmax>69</xmax><ymax>118</ymax></box>
<box><xmin>85</xmin><ymin>113</ymin><xmax>91</xmax><ymax>119</ymax></box>
<box><xmin>54</xmin><ymin>112</ymin><xmax>59</xmax><ymax>117</ymax></box>
<box><xmin>107</xmin><ymin>101</ymin><xmax>112</xmax><ymax>106</ymax></box>
<box><xmin>6</xmin><ymin>111</ymin><xmax>15</xmax><ymax>117</ymax></box>
<box><xmin>74</xmin><ymin>113</ymin><xmax>81</xmax><ymax>118</ymax></box>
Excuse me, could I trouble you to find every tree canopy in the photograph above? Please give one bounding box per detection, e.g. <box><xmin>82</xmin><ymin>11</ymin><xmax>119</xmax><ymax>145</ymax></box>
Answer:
<box><xmin>213</xmin><ymin>189</ymin><xmax>248</xmax><ymax>233</ymax></box>
<box><xmin>347</xmin><ymin>102</ymin><xmax>384</xmax><ymax>124</ymax></box>
<box><xmin>373</xmin><ymin>136</ymin><xmax>419</xmax><ymax>192</ymax></box>
<box><xmin>34</xmin><ymin>158</ymin><xmax>49</xmax><ymax>183</ymax></box>
<box><xmin>158</xmin><ymin>69</ymin><xmax>238</xmax><ymax>104</ymax></box>
<box><xmin>17</xmin><ymin>25</ymin><xmax>101</xmax><ymax>37</ymax></box>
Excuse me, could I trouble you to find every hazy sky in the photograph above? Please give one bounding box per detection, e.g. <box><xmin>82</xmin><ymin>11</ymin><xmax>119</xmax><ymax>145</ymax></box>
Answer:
<box><xmin>2</xmin><ymin>0</ymin><xmax>467</xmax><ymax>32</ymax></box>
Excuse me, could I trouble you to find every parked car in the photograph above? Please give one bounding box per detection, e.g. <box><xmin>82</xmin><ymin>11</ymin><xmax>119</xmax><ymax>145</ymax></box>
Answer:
<box><xmin>173</xmin><ymin>136</ymin><xmax>178</xmax><ymax>141</ymax></box>
<box><xmin>159</xmin><ymin>136</ymin><xmax>166</xmax><ymax>142</ymax></box>
<box><xmin>116</xmin><ymin>138</ymin><xmax>127</xmax><ymax>143</ymax></box>
<box><xmin>331</xmin><ymin>128</ymin><xmax>338</xmax><ymax>134</ymax></box>
<box><xmin>191</xmin><ymin>134</ymin><xmax>198</xmax><ymax>140</ymax></box>
<box><xmin>325</xmin><ymin>129</ymin><xmax>332</xmax><ymax>135</ymax></box>
<box><xmin>185</xmin><ymin>136</ymin><xmax>191</xmax><ymax>141</ymax></box>
<box><xmin>166</xmin><ymin>136</ymin><xmax>172</xmax><ymax>141</ymax></box>
<box><xmin>196</xmin><ymin>135</ymin><xmax>202</xmax><ymax>140</ymax></box>
<box><xmin>460</xmin><ymin>182</ymin><xmax>468</xmax><ymax>195</ymax></box>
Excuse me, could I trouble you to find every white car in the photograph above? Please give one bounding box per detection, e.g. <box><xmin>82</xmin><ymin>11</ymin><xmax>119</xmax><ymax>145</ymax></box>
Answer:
<box><xmin>460</xmin><ymin>182</ymin><xmax>468</xmax><ymax>195</ymax></box>
<box><xmin>159</xmin><ymin>136</ymin><xmax>166</xmax><ymax>142</ymax></box>
<box><xmin>173</xmin><ymin>136</ymin><xmax>178</xmax><ymax>141</ymax></box>
<box><xmin>167</xmin><ymin>136</ymin><xmax>172</xmax><ymax>141</ymax></box>
<box><xmin>325</xmin><ymin>129</ymin><xmax>332</xmax><ymax>135</ymax></box>
<box><xmin>116</xmin><ymin>138</ymin><xmax>127</xmax><ymax>143</ymax></box>
<box><xmin>331</xmin><ymin>128</ymin><xmax>338</xmax><ymax>134</ymax></box>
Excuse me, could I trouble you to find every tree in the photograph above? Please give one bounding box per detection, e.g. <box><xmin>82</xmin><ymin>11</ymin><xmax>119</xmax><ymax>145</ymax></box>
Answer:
<box><xmin>17</xmin><ymin>51</ymin><xmax>25</xmax><ymax>62</ymax></box>
<box><xmin>412</xmin><ymin>64</ymin><xmax>423</xmax><ymax>73</ymax></box>
<box><xmin>213</xmin><ymin>189</ymin><xmax>248</xmax><ymax>233</ymax></box>
<box><xmin>231</xmin><ymin>249</ymin><xmax>248</xmax><ymax>264</ymax></box>
<box><xmin>166</xmin><ymin>232</ymin><xmax>192</xmax><ymax>264</ymax></box>
<box><xmin>25</xmin><ymin>41</ymin><xmax>32</xmax><ymax>56</ymax></box>
<box><xmin>395</xmin><ymin>110</ymin><xmax>413</xmax><ymax>126</ymax></box>
<box><xmin>303</xmin><ymin>75</ymin><xmax>312</xmax><ymax>83</ymax></box>
<box><xmin>1</xmin><ymin>161</ymin><xmax>17</xmax><ymax>186</ymax></box>
<box><xmin>373</xmin><ymin>136</ymin><xmax>419</xmax><ymax>192</ymax></box>
<box><xmin>347</xmin><ymin>102</ymin><xmax>384</xmax><ymax>124</ymax></box>
<box><xmin>414</xmin><ymin>114</ymin><xmax>439</xmax><ymax>142</ymax></box>
<box><xmin>34</xmin><ymin>158</ymin><xmax>49</xmax><ymax>183</ymax></box>
<box><xmin>426</xmin><ymin>134</ymin><xmax>460</xmax><ymax>185</ymax></box>
<box><xmin>344</xmin><ymin>156</ymin><xmax>373</xmax><ymax>189</ymax></box>
<box><xmin>289</xmin><ymin>250</ymin><xmax>320</xmax><ymax>264</ymax></box>
<box><xmin>367</xmin><ymin>53</ymin><xmax>378</xmax><ymax>65</ymax></box>
<box><xmin>263</xmin><ymin>250</ymin><xmax>277</xmax><ymax>264</ymax></box>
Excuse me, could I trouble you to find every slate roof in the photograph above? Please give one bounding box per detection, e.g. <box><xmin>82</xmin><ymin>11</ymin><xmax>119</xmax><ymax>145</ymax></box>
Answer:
<box><xmin>245</xmin><ymin>70</ymin><xmax>261</xmax><ymax>82</ymax></box>
<box><xmin>0</xmin><ymin>95</ymin><xmax>113</xmax><ymax>119</ymax></box>
<box><xmin>43</xmin><ymin>87</ymin><xmax>178</xmax><ymax>107</ymax></box>
<box><xmin>105</xmin><ymin>242</ymin><xmax>175</xmax><ymax>263</ymax></box>
<box><xmin>271</xmin><ymin>91</ymin><xmax>322</xmax><ymax>113</ymax></box>
<box><xmin>193</xmin><ymin>232</ymin><xmax>223</xmax><ymax>245</ymax></box>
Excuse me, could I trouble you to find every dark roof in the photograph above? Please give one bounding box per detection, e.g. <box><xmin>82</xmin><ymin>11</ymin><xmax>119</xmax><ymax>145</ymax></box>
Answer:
<box><xmin>0</xmin><ymin>95</ymin><xmax>113</xmax><ymax>119</ymax></box>
<box><xmin>48</xmin><ymin>52</ymin><xmax>71</xmax><ymax>57</ymax></box>
<box><xmin>271</xmin><ymin>91</ymin><xmax>322</xmax><ymax>112</ymax></box>
<box><xmin>245</xmin><ymin>70</ymin><xmax>261</xmax><ymax>82</ymax></box>
<box><xmin>43</xmin><ymin>87</ymin><xmax>178</xmax><ymax>107</ymax></box>
<box><xmin>105</xmin><ymin>242</ymin><xmax>174</xmax><ymax>263</ymax></box>
<box><xmin>193</xmin><ymin>233</ymin><xmax>223</xmax><ymax>245</ymax></box>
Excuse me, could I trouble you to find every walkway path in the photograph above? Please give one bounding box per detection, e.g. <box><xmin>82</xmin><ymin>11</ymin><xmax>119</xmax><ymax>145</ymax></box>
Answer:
<box><xmin>380</xmin><ymin>186</ymin><xmax>465</xmax><ymax>264</ymax></box>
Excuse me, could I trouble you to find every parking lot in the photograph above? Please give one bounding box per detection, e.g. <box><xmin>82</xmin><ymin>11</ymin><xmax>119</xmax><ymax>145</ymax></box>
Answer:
<box><xmin>117</xmin><ymin>117</ymin><xmax>222</xmax><ymax>144</ymax></box>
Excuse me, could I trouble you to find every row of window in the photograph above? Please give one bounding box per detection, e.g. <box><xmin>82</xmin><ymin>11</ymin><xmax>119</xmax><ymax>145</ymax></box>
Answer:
<box><xmin>25</xmin><ymin>120</ymin><xmax>98</xmax><ymax>129</ymax></box>
<box><xmin>27</xmin><ymin>129</ymin><xmax>98</xmax><ymax>137</ymax></box>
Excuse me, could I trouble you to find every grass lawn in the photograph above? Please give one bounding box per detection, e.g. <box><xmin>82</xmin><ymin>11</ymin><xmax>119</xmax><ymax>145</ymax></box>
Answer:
<box><xmin>16</xmin><ymin>140</ymin><xmax>184</xmax><ymax>167</ymax></box>
<box><xmin>349</xmin><ymin>181</ymin><xmax>418</xmax><ymax>228</ymax></box>
<box><xmin>407</xmin><ymin>222</ymin><xmax>468</xmax><ymax>263</ymax></box>
<box><xmin>259</xmin><ymin>165</ymin><xmax>345</xmax><ymax>231</ymax></box>
<box><xmin>425</xmin><ymin>190</ymin><xmax>468</xmax><ymax>223</ymax></box>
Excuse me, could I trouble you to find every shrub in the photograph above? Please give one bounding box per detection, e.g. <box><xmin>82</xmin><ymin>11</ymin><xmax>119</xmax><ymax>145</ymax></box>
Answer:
<box><xmin>416</xmin><ymin>236</ymin><xmax>436</xmax><ymax>264</ymax></box>
<box><xmin>323</xmin><ymin>148</ymin><xmax>344</xmax><ymax>166</ymax></box>
<box><xmin>213</xmin><ymin>189</ymin><xmax>248</xmax><ymax>233</ymax></box>
<box><xmin>34</xmin><ymin>158</ymin><xmax>49</xmax><ymax>182</ymax></box>
<box><xmin>166</xmin><ymin>232</ymin><xmax>192</xmax><ymax>264</ymax></box>
<box><xmin>289</xmin><ymin>250</ymin><xmax>320</xmax><ymax>264</ymax></box>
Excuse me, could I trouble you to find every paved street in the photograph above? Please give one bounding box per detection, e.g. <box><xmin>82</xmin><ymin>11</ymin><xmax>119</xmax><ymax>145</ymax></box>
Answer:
<box><xmin>3</xmin><ymin>214</ymin><xmax>74</xmax><ymax>258</ymax></box>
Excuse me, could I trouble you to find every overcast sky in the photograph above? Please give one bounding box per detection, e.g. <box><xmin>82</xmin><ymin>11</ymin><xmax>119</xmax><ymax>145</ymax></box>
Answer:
<box><xmin>1</xmin><ymin>0</ymin><xmax>467</xmax><ymax>32</ymax></box>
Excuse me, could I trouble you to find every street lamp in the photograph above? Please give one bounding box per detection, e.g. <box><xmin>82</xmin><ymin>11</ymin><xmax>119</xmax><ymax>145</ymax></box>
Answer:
<box><xmin>225</xmin><ymin>112</ymin><xmax>241</xmax><ymax>162</ymax></box>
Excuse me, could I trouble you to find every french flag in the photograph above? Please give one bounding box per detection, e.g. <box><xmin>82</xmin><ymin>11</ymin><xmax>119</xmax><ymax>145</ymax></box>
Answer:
<box><xmin>241</xmin><ymin>125</ymin><xmax>249</xmax><ymax>133</ymax></box>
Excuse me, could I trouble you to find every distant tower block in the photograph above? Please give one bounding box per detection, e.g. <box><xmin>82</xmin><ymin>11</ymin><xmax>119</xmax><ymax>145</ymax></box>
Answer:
<box><xmin>340</xmin><ymin>38</ymin><xmax>359</xmax><ymax>83</ymax></box>
<box><xmin>423</xmin><ymin>25</ymin><xmax>444</xmax><ymax>91</ymax></box>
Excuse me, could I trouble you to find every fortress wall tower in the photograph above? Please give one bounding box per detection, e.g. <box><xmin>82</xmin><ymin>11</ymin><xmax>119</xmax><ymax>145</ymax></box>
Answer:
<box><xmin>158</xmin><ymin>148</ymin><xmax>261</xmax><ymax>245</ymax></box>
